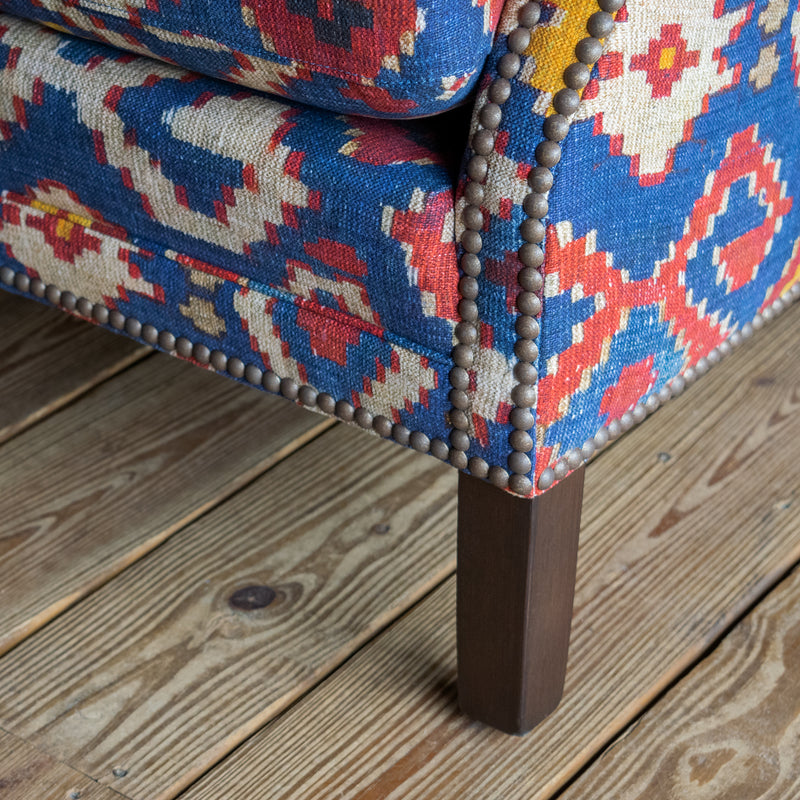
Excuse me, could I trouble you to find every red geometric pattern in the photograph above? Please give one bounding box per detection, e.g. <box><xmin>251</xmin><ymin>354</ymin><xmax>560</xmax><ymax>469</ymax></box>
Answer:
<box><xmin>535</xmin><ymin>125</ymin><xmax>794</xmax><ymax>480</ymax></box>
<box><xmin>244</xmin><ymin>0</ymin><xmax>416</xmax><ymax>79</ymax></box>
<box><xmin>631</xmin><ymin>24</ymin><xmax>700</xmax><ymax>99</ymax></box>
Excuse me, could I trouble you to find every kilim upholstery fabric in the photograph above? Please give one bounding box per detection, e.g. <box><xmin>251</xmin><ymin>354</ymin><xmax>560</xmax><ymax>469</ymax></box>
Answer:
<box><xmin>460</xmin><ymin>0</ymin><xmax>800</xmax><ymax>489</ymax></box>
<box><xmin>1</xmin><ymin>0</ymin><xmax>800</xmax><ymax>499</ymax></box>
<box><xmin>0</xmin><ymin>13</ymin><xmax>461</xmax><ymax>435</ymax></box>
<box><xmin>0</xmin><ymin>0</ymin><xmax>503</xmax><ymax>117</ymax></box>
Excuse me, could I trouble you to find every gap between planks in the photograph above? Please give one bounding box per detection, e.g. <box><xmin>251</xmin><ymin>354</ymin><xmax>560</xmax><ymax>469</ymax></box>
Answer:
<box><xmin>0</xmin><ymin>727</ymin><xmax>128</xmax><ymax>800</ymax></box>
<box><xmin>559</xmin><ymin>560</ymin><xmax>800</xmax><ymax>799</ymax></box>
<box><xmin>0</xmin><ymin>424</ymin><xmax>458</xmax><ymax>800</ymax></box>
<box><xmin>0</xmin><ymin>349</ymin><xmax>333</xmax><ymax>657</ymax></box>
<box><xmin>180</xmin><ymin>301</ymin><xmax>800</xmax><ymax>800</ymax></box>
<box><xmin>0</xmin><ymin>292</ymin><xmax>149</xmax><ymax>445</ymax></box>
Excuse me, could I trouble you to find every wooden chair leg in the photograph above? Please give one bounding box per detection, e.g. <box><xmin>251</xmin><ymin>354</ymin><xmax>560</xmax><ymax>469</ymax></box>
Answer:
<box><xmin>457</xmin><ymin>467</ymin><xmax>584</xmax><ymax>735</ymax></box>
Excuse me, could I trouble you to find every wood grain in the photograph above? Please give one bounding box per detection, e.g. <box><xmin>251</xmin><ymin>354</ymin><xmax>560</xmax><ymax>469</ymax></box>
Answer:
<box><xmin>0</xmin><ymin>353</ymin><xmax>331</xmax><ymax>655</ymax></box>
<box><xmin>182</xmin><ymin>302</ymin><xmax>800</xmax><ymax>800</ymax></box>
<box><xmin>560</xmin><ymin>568</ymin><xmax>800</xmax><ymax>799</ymax></box>
<box><xmin>457</xmin><ymin>468</ymin><xmax>584</xmax><ymax>734</ymax></box>
<box><xmin>0</xmin><ymin>425</ymin><xmax>458</xmax><ymax>800</ymax></box>
<box><xmin>0</xmin><ymin>729</ymin><xmax>126</xmax><ymax>800</ymax></box>
<box><xmin>0</xmin><ymin>292</ymin><xmax>148</xmax><ymax>443</ymax></box>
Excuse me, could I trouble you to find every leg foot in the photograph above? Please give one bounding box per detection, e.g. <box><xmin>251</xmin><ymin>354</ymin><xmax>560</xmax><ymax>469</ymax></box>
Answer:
<box><xmin>457</xmin><ymin>468</ymin><xmax>584</xmax><ymax>734</ymax></box>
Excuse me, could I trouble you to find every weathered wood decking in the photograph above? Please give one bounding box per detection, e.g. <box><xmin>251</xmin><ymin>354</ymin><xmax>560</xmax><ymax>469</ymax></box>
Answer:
<box><xmin>0</xmin><ymin>293</ymin><xmax>798</xmax><ymax>799</ymax></box>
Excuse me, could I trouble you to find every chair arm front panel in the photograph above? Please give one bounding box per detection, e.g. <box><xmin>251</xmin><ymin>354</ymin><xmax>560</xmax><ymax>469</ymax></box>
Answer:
<box><xmin>454</xmin><ymin>0</ymin><xmax>800</xmax><ymax>496</ymax></box>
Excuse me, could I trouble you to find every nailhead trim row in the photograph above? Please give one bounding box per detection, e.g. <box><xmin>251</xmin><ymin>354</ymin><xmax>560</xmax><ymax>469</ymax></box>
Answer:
<box><xmin>3</xmin><ymin>263</ymin><xmax>798</xmax><ymax>496</ymax></box>
<box><xmin>449</xmin><ymin>1</ymin><xmax>543</xmax><ymax>494</ymax></box>
<box><xmin>537</xmin><ymin>281</ymin><xmax>800</xmax><ymax>489</ymax></box>
<box><xmin>0</xmin><ymin>266</ymin><xmax>457</xmax><ymax>460</ymax></box>
<box><xmin>450</xmin><ymin>0</ymin><xmax>622</xmax><ymax>496</ymax></box>
<box><xmin>516</xmin><ymin>0</ymin><xmax>623</xmax><ymax>493</ymax></box>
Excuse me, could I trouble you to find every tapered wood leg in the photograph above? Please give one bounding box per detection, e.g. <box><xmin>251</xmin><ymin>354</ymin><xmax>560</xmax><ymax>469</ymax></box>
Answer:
<box><xmin>457</xmin><ymin>467</ymin><xmax>584</xmax><ymax>735</ymax></box>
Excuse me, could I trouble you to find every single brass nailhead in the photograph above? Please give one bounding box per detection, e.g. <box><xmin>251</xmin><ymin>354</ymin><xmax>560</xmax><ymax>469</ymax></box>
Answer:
<box><xmin>227</xmin><ymin>356</ymin><xmax>245</xmax><ymax>378</ymax></box>
<box><xmin>142</xmin><ymin>324</ymin><xmax>159</xmax><ymax>344</ymax></box>
<box><xmin>245</xmin><ymin>364</ymin><xmax>263</xmax><ymax>385</ymax></box>
<box><xmin>373</xmin><ymin>415</ymin><xmax>393</xmax><ymax>438</ymax></box>
<box><xmin>176</xmin><ymin>337</ymin><xmax>193</xmax><ymax>358</ymax></box>
<box><xmin>449</xmin><ymin>449</ymin><xmax>469</xmax><ymax>470</ymax></box>
<box><xmin>46</xmin><ymin>284</ymin><xmax>61</xmax><ymax>305</ymax></box>
<box><xmin>298</xmin><ymin>385</ymin><xmax>318</xmax><ymax>407</ymax></box>
<box><xmin>193</xmin><ymin>343</ymin><xmax>211</xmax><ymax>363</ymax></box>
<box><xmin>468</xmin><ymin>456</ymin><xmax>489</xmax><ymax>478</ymax></box>
<box><xmin>431</xmin><ymin>438</ymin><xmax>449</xmax><ymax>460</ymax></box>
<box><xmin>334</xmin><ymin>398</ymin><xmax>353</xmax><ymax>421</ymax></box>
<box><xmin>262</xmin><ymin>372</ymin><xmax>281</xmax><ymax>394</ymax></box>
<box><xmin>93</xmin><ymin>304</ymin><xmax>110</xmax><ymax>324</ymax></box>
<box><xmin>354</xmin><ymin>407</ymin><xmax>373</xmax><ymax>429</ymax></box>
<box><xmin>124</xmin><ymin>317</ymin><xmax>142</xmax><ymax>338</ymax></box>
<box><xmin>158</xmin><ymin>330</ymin><xmax>176</xmax><ymax>351</ymax></box>
<box><xmin>76</xmin><ymin>297</ymin><xmax>93</xmax><ymax>317</ymax></box>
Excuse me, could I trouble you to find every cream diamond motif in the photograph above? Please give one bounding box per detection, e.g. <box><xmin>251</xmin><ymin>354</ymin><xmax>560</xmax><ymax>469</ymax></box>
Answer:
<box><xmin>577</xmin><ymin>0</ymin><xmax>749</xmax><ymax>185</ymax></box>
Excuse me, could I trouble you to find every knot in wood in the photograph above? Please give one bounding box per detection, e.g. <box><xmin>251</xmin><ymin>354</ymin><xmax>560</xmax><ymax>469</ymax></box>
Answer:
<box><xmin>229</xmin><ymin>585</ymin><xmax>277</xmax><ymax>611</ymax></box>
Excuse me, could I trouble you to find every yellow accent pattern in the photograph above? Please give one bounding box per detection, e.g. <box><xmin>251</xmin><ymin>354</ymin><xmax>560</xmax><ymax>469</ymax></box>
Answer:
<box><xmin>30</xmin><ymin>199</ymin><xmax>95</xmax><ymax>230</ymax></box>
<box><xmin>659</xmin><ymin>46</ymin><xmax>677</xmax><ymax>70</ymax></box>
<box><xmin>523</xmin><ymin>0</ymin><xmax>600</xmax><ymax>100</ymax></box>
<box><xmin>40</xmin><ymin>21</ymin><xmax>71</xmax><ymax>34</ymax></box>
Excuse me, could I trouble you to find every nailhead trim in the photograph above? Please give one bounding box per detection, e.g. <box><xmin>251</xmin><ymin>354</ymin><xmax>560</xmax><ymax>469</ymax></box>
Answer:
<box><xmin>536</xmin><ymin>284</ymin><xmax>800</xmax><ymax>490</ymax></box>
<box><xmin>460</xmin><ymin>0</ymin><xmax>619</xmax><ymax>497</ymax></box>
<box><xmin>449</xmin><ymin>0</ymin><xmax>623</xmax><ymax>495</ymax></box>
<box><xmin>507</xmin><ymin>0</ymin><xmax>626</xmax><ymax>495</ymax></box>
<box><xmin>0</xmin><ymin>269</ymin><xmax>454</xmax><ymax>458</ymax></box>
<box><xmin>449</xmin><ymin>1</ymin><xmax>549</xmax><ymax>494</ymax></box>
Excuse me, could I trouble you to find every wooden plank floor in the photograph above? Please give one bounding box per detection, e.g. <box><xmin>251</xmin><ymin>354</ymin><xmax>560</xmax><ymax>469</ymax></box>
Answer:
<box><xmin>0</xmin><ymin>292</ymin><xmax>798</xmax><ymax>800</ymax></box>
<box><xmin>0</xmin><ymin>292</ymin><xmax>148</xmax><ymax>444</ymax></box>
<box><xmin>560</xmin><ymin>562</ymin><xmax>800</xmax><ymax>799</ymax></box>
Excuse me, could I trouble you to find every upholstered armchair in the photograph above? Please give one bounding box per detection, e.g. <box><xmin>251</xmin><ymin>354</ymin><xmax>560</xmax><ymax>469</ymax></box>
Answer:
<box><xmin>1</xmin><ymin>0</ymin><xmax>798</xmax><ymax>734</ymax></box>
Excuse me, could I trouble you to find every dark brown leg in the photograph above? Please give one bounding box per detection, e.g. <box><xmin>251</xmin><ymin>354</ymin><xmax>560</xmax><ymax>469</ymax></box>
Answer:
<box><xmin>457</xmin><ymin>467</ymin><xmax>584</xmax><ymax>735</ymax></box>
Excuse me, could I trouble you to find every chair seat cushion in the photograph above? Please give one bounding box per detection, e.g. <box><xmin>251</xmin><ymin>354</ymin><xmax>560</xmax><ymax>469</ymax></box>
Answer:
<box><xmin>0</xmin><ymin>14</ymin><xmax>462</xmax><ymax>439</ymax></box>
<box><xmin>0</xmin><ymin>0</ymin><xmax>502</xmax><ymax>117</ymax></box>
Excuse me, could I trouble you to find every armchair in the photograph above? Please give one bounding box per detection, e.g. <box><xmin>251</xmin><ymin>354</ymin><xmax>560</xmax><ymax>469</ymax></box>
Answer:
<box><xmin>1</xmin><ymin>0</ymin><xmax>798</xmax><ymax>734</ymax></box>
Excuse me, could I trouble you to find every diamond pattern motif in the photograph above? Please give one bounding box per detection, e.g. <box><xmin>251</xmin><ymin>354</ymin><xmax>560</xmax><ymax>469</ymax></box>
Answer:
<box><xmin>630</xmin><ymin>24</ymin><xmax>700</xmax><ymax>99</ymax></box>
<box><xmin>1</xmin><ymin>0</ymin><xmax>503</xmax><ymax>117</ymax></box>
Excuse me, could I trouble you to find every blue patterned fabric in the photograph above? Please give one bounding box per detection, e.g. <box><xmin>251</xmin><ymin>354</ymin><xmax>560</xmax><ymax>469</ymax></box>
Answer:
<box><xmin>2</xmin><ymin>1</ymin><xmax>800</xmax><ymax>498</ymax></box>
<box><xmin>0</xmin><ymin>0</ymin><xmax>503</xmax><ymax>117</ymax></box>
<box><xmin>455</xmin><ymin>0</ymin><xmax>800</xmax><ymax>489</ymax></box>
<box><xmin>0</xmin><ymin>13</ymin><xmax>460</xmax><ymax>440</ymax></box>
